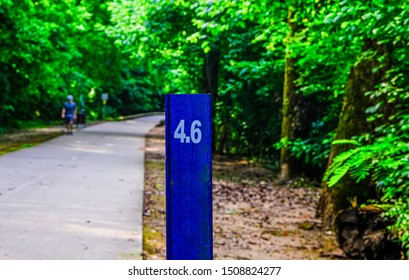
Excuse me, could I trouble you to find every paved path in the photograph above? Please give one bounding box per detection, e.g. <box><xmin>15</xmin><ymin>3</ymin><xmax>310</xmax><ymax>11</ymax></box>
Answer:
<box><xmin>0</xmin><ymin>115</ymin><xmax>164</xmax><ymax>260</ymax></box>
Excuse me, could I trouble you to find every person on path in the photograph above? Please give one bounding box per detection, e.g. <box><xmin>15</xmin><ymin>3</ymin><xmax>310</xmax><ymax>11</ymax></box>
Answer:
<box><xmin>61</xmin><ymin>95</ymin><xmax>77</xmax><ymax>135</ymax></box>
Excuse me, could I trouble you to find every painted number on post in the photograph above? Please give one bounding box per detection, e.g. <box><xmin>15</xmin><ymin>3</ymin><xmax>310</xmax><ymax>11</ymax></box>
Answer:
<box><xmin>173</xmin><ymin>119</ymin><xmax>202</xmax><ymax>144</ymax></box>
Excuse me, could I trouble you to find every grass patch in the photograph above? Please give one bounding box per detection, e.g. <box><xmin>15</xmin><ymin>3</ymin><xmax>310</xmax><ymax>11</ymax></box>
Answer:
<box><xmin>145</xmin><ymin>160</ymin><xmax>165</xmax><ymax>171</ymax></box>
<box><xmin>0</xmin><ymin>132</ymin><xmax>63</xmax><ymax>156</ymax></box>
<box><xmin>142</xmin><ymin>226</ymin><xmax>165</xmax><ymax>259</ymax></box>
<box><xmin>15</xmin><ymin>120</ymin><xmax>61</xmax><ymax>130</ymax></box>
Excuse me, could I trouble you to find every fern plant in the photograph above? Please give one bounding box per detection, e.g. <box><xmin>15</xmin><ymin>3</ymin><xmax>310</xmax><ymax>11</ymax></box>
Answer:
<box><xmin>325</xmin><ymin>133</ymin><xmax>409</xmax><ymax>256</ymax></box>
<box><xmin>324</xmin><ymin>81</ymin><xmax>409</xmax><ymax>257</ymax></box>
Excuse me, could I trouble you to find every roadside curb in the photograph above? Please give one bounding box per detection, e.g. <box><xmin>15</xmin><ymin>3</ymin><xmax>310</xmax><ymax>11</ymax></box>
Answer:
<box><xmin>117</xmin><ymin>112</ymin><xmax>165</xmax><ymax>121</ymax></box>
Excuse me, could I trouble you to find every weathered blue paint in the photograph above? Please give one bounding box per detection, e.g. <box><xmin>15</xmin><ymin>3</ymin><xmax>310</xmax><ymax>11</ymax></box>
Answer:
<box><xmin>165</xmin><ymin>94</ymin><xmax>213</xmax><ymax>260</ymax></box>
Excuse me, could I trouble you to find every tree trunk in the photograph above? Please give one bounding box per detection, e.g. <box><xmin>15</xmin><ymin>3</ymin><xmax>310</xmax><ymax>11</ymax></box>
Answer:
<box><xmin>202</xmin><ymin>48</ymin><xmax>220</xmax><ymax>152</ymax></box>
<box><xmin>319</xmin><ymin>39</ymin><xmax>390</xmax><ymax>229</ymax></box>
<box><xmin>279</xmin><ymin>7</ymin><xmax>305</xmax><ymax>181</ymax></box>
<box><xmin>335</xmin><ymin>206</ymin><xmax>403</xmax><ymax>259</ymax></box>
<box><xmin>202</xmin><ymin>48</ymin><xmax>220</xmax><ymax>97</ymax></box>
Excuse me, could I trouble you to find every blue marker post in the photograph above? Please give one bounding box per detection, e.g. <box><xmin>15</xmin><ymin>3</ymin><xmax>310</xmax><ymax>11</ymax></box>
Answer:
<box><xmin>165</xmin><ymin>94</ymin><xmax>212</xmax><ymax>260</ymax></box>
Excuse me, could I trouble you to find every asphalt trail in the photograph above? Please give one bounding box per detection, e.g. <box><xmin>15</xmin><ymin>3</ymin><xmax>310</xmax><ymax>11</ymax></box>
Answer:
<box><xmin>0</xmin><ymin>115</ymin><xmax>164</xmax><ymax>259</ymax></box>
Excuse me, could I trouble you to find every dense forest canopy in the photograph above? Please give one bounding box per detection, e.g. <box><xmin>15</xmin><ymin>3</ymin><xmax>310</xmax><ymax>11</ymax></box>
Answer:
<box><xmin>1</xmin><ymin>0</ymin><xmax>409</xmax><ymax>257</ymax></box>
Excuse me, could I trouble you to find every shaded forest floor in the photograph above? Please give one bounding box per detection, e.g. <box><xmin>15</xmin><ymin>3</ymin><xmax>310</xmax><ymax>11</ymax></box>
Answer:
<box><xmin>143</xmin><ymin>124</ymin><xmax>346</xmax><ymax>260</ymax></box>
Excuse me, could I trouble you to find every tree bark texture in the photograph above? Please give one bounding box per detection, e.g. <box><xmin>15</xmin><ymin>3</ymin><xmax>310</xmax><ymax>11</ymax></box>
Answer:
<box><xmin>319</xmin><ymin>39</ymin><xmax>390</xmax><ymax>229</ymax></box>
<box><xmin>279</xmin><ymin>7</ymin><xmax>307</xmax><ymax>181</ymax></box>
<box><xmin>335</xmin><ymin>206</ymin><xmax>403</xmax><ymax>259</ymax></box>
<box><xmin>202</xmin><ymin>48</ymin><xmax>220</xmax><ymax>152</ymax></box>
<box><xmin>202</xmin><ymin>48</ymin><xmax>220</xmax><ymax>98</ymax></box>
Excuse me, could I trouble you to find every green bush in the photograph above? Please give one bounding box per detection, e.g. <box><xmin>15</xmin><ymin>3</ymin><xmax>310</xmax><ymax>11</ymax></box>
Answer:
<box><xmin>324</xmin><ymin>82</ymin><xmax>409</xmax><ymax>257</ymax></box>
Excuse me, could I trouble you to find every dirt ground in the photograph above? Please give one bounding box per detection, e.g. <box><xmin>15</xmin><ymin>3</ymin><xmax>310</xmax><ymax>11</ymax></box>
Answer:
<box><xmin>143</xmin><ymin>124</ymin><xmax>346</xmax><ymax>260</ymax></box>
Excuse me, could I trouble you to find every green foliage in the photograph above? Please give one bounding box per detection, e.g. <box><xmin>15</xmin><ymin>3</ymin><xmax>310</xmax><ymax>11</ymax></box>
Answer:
<box><xmin>324</xmin><ymin>142</ymin><xmax>373</xmax><ymax>187</ymax></box>
<box><xmin>325</xmin><ymin>131</ymin><xmax>409</xmax><ymax>255</ymax></box>
<box><xmin>276</xmin><ymin>128</ymin><xmax>334</xmax><ymax>172</ymax></box>
<box><xmin>0</xmin><ymin>0</ymin><xmax>164</xmax><ymax>130</ymax></box>
<box><xmin>321</xmin><ymin>0</ymin><xmax>409</xmax><ymax>253</ymax></box>
<box><xmin>325</xmin><ymin>85</ymin><xmax>409</xmax><ymax>256</ymax></box>
<box><xmin>2</xmin><ymin>1</ymin><xmax>409</xmax><ymax>254</ymax></box>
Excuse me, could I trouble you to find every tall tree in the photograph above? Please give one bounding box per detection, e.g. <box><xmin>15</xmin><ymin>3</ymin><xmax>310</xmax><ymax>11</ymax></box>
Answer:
<box><xmin>315</xmin><ymin>0</ymin><xmax>405</xmax><ymax>228</ymax></box>
<box><xmin>279</xmin><ymin>6</ymin><xmax>303</xmax><ymax>181</ymax></box>
<box><xmin>279</xmin><ymin>2</ymin><xmax>319</xmax><ymax>181</ymax></box>
<box><xmin>319</xmin><ymin>39</ymin><xmax>390</xmax><ymax>227</ymax></box>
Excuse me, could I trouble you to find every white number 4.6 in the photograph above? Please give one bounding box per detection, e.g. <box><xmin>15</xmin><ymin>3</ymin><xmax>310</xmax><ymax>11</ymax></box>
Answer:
<box><xmin>174</xmin><ymin>119</ymin><xmax>202</xmax><ymax>144</ymax></box>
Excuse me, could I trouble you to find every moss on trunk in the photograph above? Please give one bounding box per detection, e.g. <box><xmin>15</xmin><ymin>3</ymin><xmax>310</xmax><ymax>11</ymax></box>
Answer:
<box><xmin>319</xmin><ymin>39</ymin><xmax>390</xmax><ymax>228</ymax></box>
<box><xmin>279</xmin><ymin>7</ymin><xmax>304</xmax><ymax>181</ymax></box>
